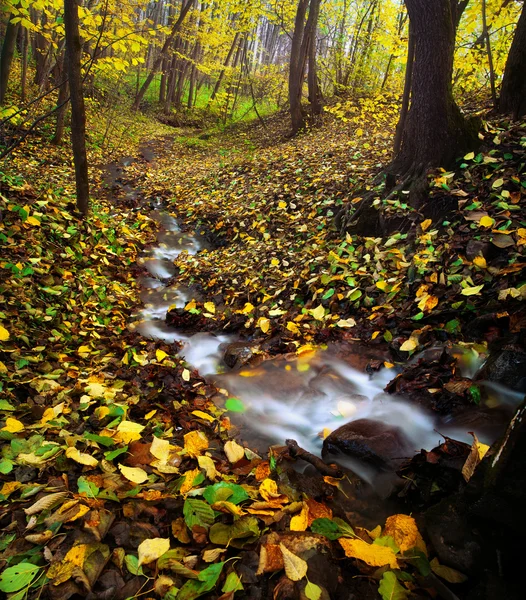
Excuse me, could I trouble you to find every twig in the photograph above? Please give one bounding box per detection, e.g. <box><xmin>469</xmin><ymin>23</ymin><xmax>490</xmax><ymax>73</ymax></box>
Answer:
<box><xmin>286</xmin><ymin>439</ymin><xmax>343</xmax><ymax>478</ymax></box>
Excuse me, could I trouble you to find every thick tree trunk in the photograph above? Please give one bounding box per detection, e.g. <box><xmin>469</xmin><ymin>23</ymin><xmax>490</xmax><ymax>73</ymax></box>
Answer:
<box><xmin>52</xmin><ymin>53</ymin><xmax>69</xmax><ymax>146</ymax></box>
<box><xmin>64</xmin><ymin>0</ymin><xmax>89</xmax><ymax>216</ymax></box>
<box><xmin>499</xmin><ymin>5</ymin><xmax>526</xmax><ymax>119</ymax></box>
<box><xmin>391</xmin><ymin>0</ymin><xmax>478</xmax><ymax>178</ymax></box>
<box><xmin>0</xmin><ymin>14</ymin><xmax>21</xmax><ymax>105</ymax></box>
<box><xmin>289</xmin><ymin>0</ymin><xmax>309</xmax><ymax>134</ymax></box>
<box><xmin>307</xmin><ymin>0</ymin><xmax>322</xmax><ymax>116</ymax></box>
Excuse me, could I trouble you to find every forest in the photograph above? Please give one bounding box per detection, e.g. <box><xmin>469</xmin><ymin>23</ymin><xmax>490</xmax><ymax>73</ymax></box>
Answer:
<box><xmin>0</xmin><ymin>1</ymin><xmax>526</xmax><ymax>599</ymax></box>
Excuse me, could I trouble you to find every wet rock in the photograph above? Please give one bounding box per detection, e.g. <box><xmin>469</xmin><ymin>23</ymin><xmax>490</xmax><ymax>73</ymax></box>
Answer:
<box><xmin>165</xmin><ymin>307</ymin><xmax>208</xmax><ymax>332</ymax></box>
<box><xmin>322</xmin><ymin>419</ymin><xmax>414</xmax><ymax>470</ymax></box>
<box><xmin>223</xmin><ymin>341</ymin><xmax>260</xmax><ymax>369</ymax></box>
<box><xmin>475</xmin><ymin>345</ymin><xmax>526</xmax><ymax>392</ymax></box>
<box><xmin>465</xmin><ymin>239</ymin><xmax>496</xmax><ymax>262</ymax></box>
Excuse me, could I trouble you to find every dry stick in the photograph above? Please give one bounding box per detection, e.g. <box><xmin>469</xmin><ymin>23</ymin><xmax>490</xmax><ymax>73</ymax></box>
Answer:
<box><xmin>286</xmin><ymin>439</ymin><xmax>343</xmax><ymax>478</ymax></box>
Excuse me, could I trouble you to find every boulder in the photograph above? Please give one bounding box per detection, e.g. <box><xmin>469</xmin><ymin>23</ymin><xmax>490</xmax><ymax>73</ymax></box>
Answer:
<box><xmin>475</xmin><ymin>345</ymin><xmax>526</xmax><ymax>392</ymax></box>
<box><xmin>223</xmin><ymin>341</ymin><xmax>260</xmax><ymax>369</ymax></box>
<box><xmin>322</xmin><ymin>418</ymin><xmax>413</xmax><ymax>470</ymax></box>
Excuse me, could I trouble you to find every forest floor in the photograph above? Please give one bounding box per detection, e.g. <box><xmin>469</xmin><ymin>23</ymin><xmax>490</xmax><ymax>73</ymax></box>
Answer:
<box><xmin>0</xmin><ymin>100</ymin><xmax>525</xmax><ymax>600</ymax></box>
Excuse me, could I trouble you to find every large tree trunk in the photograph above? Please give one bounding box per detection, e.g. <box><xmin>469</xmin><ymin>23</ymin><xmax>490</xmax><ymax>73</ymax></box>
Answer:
<box><xmin>390</xmin><ymin>0</ymin><xmax>478</xmax><ymax>180</ymax></box>
<box><xmin>307</xmin><ymin>0</ymin><xmax>322</xmax><ymax>116</ymax></box>
<box><xmin>64</xmin><ymin>0</ymin><xmax>89</xmax><ymax>216</ymax></box>
<box><xmin>289</xmin><ymin>0</ymin><xmax>309</xmax><ymax>135</ymax></box>
<box><xmin>0</xmin><ymin>13</ymin><xmax>21</xmax><ymax>105</ymax></box>
<box><xmin>499</xmin><ymin>4</ymin><xmax>526</xmax><ymax>119</ymax></box>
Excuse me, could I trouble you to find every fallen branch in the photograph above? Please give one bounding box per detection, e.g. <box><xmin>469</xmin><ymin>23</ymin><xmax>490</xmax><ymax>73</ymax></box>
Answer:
<box><xmin>286</xmin><ymin>439</ymin><xmax>343</xmax><ymax>478</ymax></box>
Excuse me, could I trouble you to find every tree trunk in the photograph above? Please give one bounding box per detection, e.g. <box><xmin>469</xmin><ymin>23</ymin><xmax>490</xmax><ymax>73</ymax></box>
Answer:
<box><xmin>133</xmin><ymin>0</ymin><xmax>193</xmax><ymax>111</ymax></box>
<box><xmin>289</xmin><ymin>0</ymin><xmax>309</xmax><ymax>134</ymax></box>
<box><xmin>307</xmin><ymin>0</ymin><xmax>322</xmax><ymax>116</ymax></box>
<box><xmin>64</xmin><ymin>0</ymin><xmax>89</xmax><ymax>216</ymax></box>
<box><xmin>52</xmin><ymin>52</ymin><xmax>69</xmax><ymax>146</ymax></box>
<box><xmin>209</xmin><ymin>32</ymin><xmax>240</xmax><ymax>103</ymax></box>
<box><xmin>499</xmin><ymin>4</ymin><xmax>526</xmax><ymax>119</ymax></box>
<box><xmin>482</xmin><ymin>0</ymin><xmax>497</xmax><ymax>108</ymax></box>
<box><xmin>393</xmin><ymin>20</ymin><xmax>415</xmax><ymax>156</ymax></box>
<box><xmin>391</xmin><ymin>0</ymin><xmax>478</xmax><ymax>179</ymax></box>
<box><xmin>0</xmin><ymin>14</ymin><xmax>21</xmax><ymax>105</ymax></box>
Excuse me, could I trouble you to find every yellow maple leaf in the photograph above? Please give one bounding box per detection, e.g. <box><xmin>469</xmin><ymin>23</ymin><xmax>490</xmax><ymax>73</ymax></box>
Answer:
<box><xmin>184</xmin><ymin>430</ymin><xmax>208</xmax><ymax>457</ymax></box>
<box><xmin>339</xmin><ymin>538</ymin><xmax>398</xmax><ymax>568</ymax></box>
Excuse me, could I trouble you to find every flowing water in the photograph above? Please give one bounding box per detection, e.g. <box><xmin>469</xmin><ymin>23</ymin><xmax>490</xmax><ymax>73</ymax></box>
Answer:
<box><xmin>111</xmin><ymin>149</ymin><xmax>520</xmax><ymax>484</ymax></box>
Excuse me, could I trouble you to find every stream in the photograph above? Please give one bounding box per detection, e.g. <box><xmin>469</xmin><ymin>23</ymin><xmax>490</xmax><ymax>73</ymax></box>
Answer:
<box><xmin>109</xmin><ymin>147</ymin><xmax>522</xmax><ymax>486</ymax></box>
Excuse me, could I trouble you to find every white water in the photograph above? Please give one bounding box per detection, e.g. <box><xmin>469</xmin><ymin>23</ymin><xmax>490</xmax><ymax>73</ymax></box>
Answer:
<box><xmin>130</xmin><ymin>208</ymin><xmax>517</xmax><ymax>480</ymax></box>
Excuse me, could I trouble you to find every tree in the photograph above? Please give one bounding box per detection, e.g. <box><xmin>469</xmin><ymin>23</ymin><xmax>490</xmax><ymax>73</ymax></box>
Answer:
<box><xmin>499</xmin><ymin>3</ymin><xmax>526</xmax><ymax>119</ymax></box>
<box><xmin>338</xmin><ymin>0</ymin><xmax>479</xmax><ymax>236</ymax></box>
<box><xmin>0</xmin><ymin>9</ymin><xmax>21</xmax><ymax>105</ymax></box>
<box><xmin>288</xmin><ymin>0</ymin><xmax>323</xmax><ymax>135</ymax></box>
<box><xmin>64</xmin><ymin>0</ymin><xmax>89</xmax><ymax>216</ymax></box>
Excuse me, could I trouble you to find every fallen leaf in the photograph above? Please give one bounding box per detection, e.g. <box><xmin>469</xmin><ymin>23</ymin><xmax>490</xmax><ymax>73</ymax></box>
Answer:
<box><xmin>279</xmin><ymin>543</ymin><xmax>308</xmax><ymax>581</ymax></box>
<box><xmin>2</xmin><ymin>417</ymin><xmax>24</xmax><ymax>433</ymax></box>
<box><xmin>119</xmin><ymin>464</ymin><xmax>148</xmax><ymax>484</ymax></box>
<box><xmin>65</xmin><ymin>447</ymin><xmax>99</xmax><ymax>467</ymax></box>
<box><xmin>224</xmin><ymin>440</ymin><xmax>245</xmax><ymax>463</ymax></box>
<box><xmin>339</xmin><ymin>537</ymin><xmax>398</xmax><ymax>568</ymax></box>
<box><xmin>137</xmin><ymin>537</ymin><xmax>171</xmax><ymax>566</ymax></box>
<box><xmin>184</xmin><ymin>430</ymin><xmax>209</xmax><ymax>457</ymax></box>
<box><xmin>0</xmin><ymin>325</ymin><xmax>10</xmax><ymax>342</ymax></box>
<box><xmin>383</xmin><ymin>514</ymin><xmax>426</xmax><ymax>554</ymax></box>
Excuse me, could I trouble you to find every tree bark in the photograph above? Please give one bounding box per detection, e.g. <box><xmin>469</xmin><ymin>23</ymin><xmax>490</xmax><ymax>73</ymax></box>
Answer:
<box><xmin>64</xmin><ymin>0</ymin><xmax>89</xmax><ymax>216</ymax></box>
<box><xmin>499</xmin><ymin>4</ymin><xmax>526</xmax><ymax>119</ymax></box>
<box><xmin>289</xmin><ymin>0</ymin><xmax>309</xmax><ymax>134</ymax></box>
<box><xmin>52</xmin><ymin>52</ymin><xmax>69</xmax><ymax>146</ymax></box>
<box><xmin>307</xmin><ymin>0</ymin><xmax>322</xmax><ymax>116</ymax></box>
<box><xmin>0</xmin><ymin>13</ymin><xmax>21</xmax><ymax>105</ymax></box>
<box><xmin>391</xmin><ymin>0</ymin><xmax>478</xmax><ymax>179</ymax></box>
<box><xmin>393</xmin><ymin>19</ymin><xmax>415</xmax><ymax>156</ymax></box>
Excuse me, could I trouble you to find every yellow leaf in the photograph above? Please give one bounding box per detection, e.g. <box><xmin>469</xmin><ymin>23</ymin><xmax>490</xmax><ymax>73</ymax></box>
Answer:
<box><xmin>279</xmin><ymin>543</ymin><xmax>308</xmax><ymax>581</ymax></box>
<box><xmin>204</xmin><ymin>302</ymin><xmax>216</xmax><ymax>314</ymax></box>
<box><xmin>400</xmin><ymin>338</ymin><xmax>418</xmax><ymax>352</ymax></box>
<box><xmin>182</xmin><ymin>368</ymin><xmax>191</xmax><ymax>381</ymax></box>
<box><xmin>2</xmin><ymin>417</ymin><xmax>24</xmax><ymax>433</ymax></box>
<box><xmin>156</xmin><ymin>349</ymin><xmax>168</xmax><ymax>362</ymax></box>
<box><xmin>224</xmin><ymin>440</ymin><xmax>245</xmax><ymax>463</ymax></box>
<box><xmin>65</xmin><ymin>447</ymin><xmax>98</xmax><ymax>467</ymax></box>
<box><xmin>115</xmin><ymin>420</ymin><xmax>145</xmax><ymax>443</ymax></box>
<box><xmin>0</xmin><ymin>325</ymin><xmax>10</xmax><ymax>341</ymax></box>
<box><xmin>150</xmin><ymin>436</ymin><xmax>171</xmax><ymax>462</ymax></box>
<box><xmin>492</xmin><ymin>178</ymin><xmax>504</xmax><ymax>188</ymax></box>
<box><xmin>185</xmin><ymin>299</ymin><xmax>197</xmax><ymax>311</ymax></box>
<box><xmin>180</xmin><ymin>468</ymin><xmax>201</xmax><ymax>495</ymax></box>
<box><xmin>339</xmin><ymin>538</ymin><xmax>398</xmax><ymax>568</ymax></box>
<box><xmin>371</xmin><ymin>331</ymin><xmax>381</xmax><ymax>340</ymax></box>
<box><xmin>376</xmin><ymin>281</ymin><xmax>389</xmax><ymax>291</ymax></box>
<box><xmin>198</xmin><ymin>455</ymin><xmax>219</xmax><ymax>480</ymax></box>
<box><xmin>239</xmin><ymin>302</ymin><xmax>255</xmax><ymax>314</ymax></box>
<box><xmin>77</xmin><ymin>345</ymin><xmax>91</xmax><ymax>355</ymax></box>
<box><xmin>517</xmin><ymin>228</ymin><xmax>526</xmax><ymax>239</ymax></box>
<box><xmin>336</xmin><ymin>318</ymin><xmax>356</xmax><ymax>328</ymax></box>
<box><xmin>290</xmin><ymin>504</ymin><xmax>309</xmax><ymax>531</ymax></box>
<box><xmin>287</xmin><ymin>321</ymin><xmax>300</xmax><ymax>334</ymax></box>
<box><xmin>473</xmin><ymin>256</ymin><xmax>487</xmax><ymax>269</ymax></box>
<box><xmin>421</xmin><ymin>219</ymin><xmax>432</xmax><ymax>231</ymax></box>
<box><xmin>41</xmin><ymin>402</ymin><xmax>64</xmax><ymax>425</ymax></box>
<box><xmin>119</xmin><ymin>464</ymin><xmax>148</xmax><ymax>484</ymax></box>
<box><xmin>260</xmin><ymin>478</ymin><xmax>281</xmax><ymax>501</ymax></box>
<box><xmin>184</xmin><ymin>430</ymin><xmax>209</xmax><ymax>457</ymax></box>
<box><xmin>145</xmin><ymin>409</ymin><xmax>157</xmax><ymax>419</ymax></box>
<box><xmin>278</xmin><ymin>201</ymin><xmax>287</xmax><ymax>209</ymax></box>
<box><xmin>257</xmin><ymin>317</ymin><xmax>270</xmax><ymax>333</ymax></box>
<box><xmin>461</xmin><ymin>284</ymin><xmax>484</xmax><ymax>296</ymax></box>
<box><xmin>384</xmin><ymin>514</ymin><xmax>427</xmax><ymax>554</ymax></box>
<box><xmin>310</xmin><ymin>305</ymin><xmax>325</xmax><ymax>320</ymax></box>
<box><xmin>271</xmin><ymin>258</ymin><xmax>279</xmax><ymax>266</ymax></box>
<box><xmin>192</xmin><ymin>410</ymin><xmax>215</xmax><ymax>422</ymax></box>
<box><xmin>463</xmin><ymin>152</ymin><xmax>475</xmax><ymax>160</ymax></box>
<box><xmin>0</xmin><ymin>360</ymin><xmax>7</xmax><ymax>373</ymax></box>
<box><xmin>138</xmin><ymin>538</ymin><xmax>171</xmax><ymax>566</ymax></box>
<box><xmin>26</xmin><ymin>216</ymin><xmax>41</xmax><ymax>226</ymax></box>
<box><xmin>479</xmin><ymin>216</ymin><xmax>495</xmax><ymax>228</ymax></box>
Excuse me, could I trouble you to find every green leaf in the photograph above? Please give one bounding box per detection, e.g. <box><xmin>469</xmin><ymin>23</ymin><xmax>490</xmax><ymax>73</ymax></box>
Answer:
<box><xmin>0</xmin><ymin>400</ymin><xmax>16</xmax><ymax>411</ymax></box>
<box><xmin>0</xmin><ymin>562</ymin><xmax>40</xmax><ymax>593</ymax></box>
<box><xmin>222</xmin><ymin>571</ymin><xmax>244</xmax><ymax>593</ymax></box>
<box><xmin>305</xmin><ymin>581</ymin><xmax>322</xmax><ymax>600</ymax></box>
<box><xmin>124</xmin><ymin>554</ymin><xmax>143</xmax><ymax>576</ymax></box>
<box><xmin>209</xmin><ymin>516</ymin><xmax>260</xmax><ymax>546</ymax></box>
<box><xmin>374</xmin><ymin>536</ymin><xmax>400</xmax><ymax>554</ymax></box>
<box><xmin>0</xmin><ymin>458</ymin><xmax>14</xmax><ymax>474</ymax></box>
<box><xmin>177</xmin><ymin>562</ymin><xmax>224</xmax><ymax>600</ymax></box>
<box><xmin>378</xmin><ymin>571</ymin><xmax>409</xmax><ymax>600</ymax></box>
<box><xmin>203</xmin><ymin>482</ymin><xmax>249</xmax><ymax>505</ymax></box>
<box><xmin>322</xmin><ymin>288</ymin><xmax>335</xmax><ymax>300</ymax></box>
<box><xmin>78</xmin><ymin>476</ymin><xmax>100</xmax><ymax>497</ymax></box>
<box><xmin>105</xmin><ymin>446</ymin><xmax>128</xmax><ymax>461</ymax></box>
<box><xmin>84</xmin><ymin>432</ymin><xmax>115</xmax><ymax>447</ymax></box>
<box><xmin>310</xmin><ymin>518</ymin><xmax>342</xmax><ymax>540</ymax></box>
<box><xmin>225</xmin><ymin>398</ymin><xmax>246</xmax><ymax>413</ymax></box>
<box><xmin>183</xmin><ymin>499</ymin><xmax>215</xmax><ymax>530</ymax></box>
<box><xmin>403</xmin><ymin>548</ymin><xmax>431</xmax><ymax>577</ymax></box>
